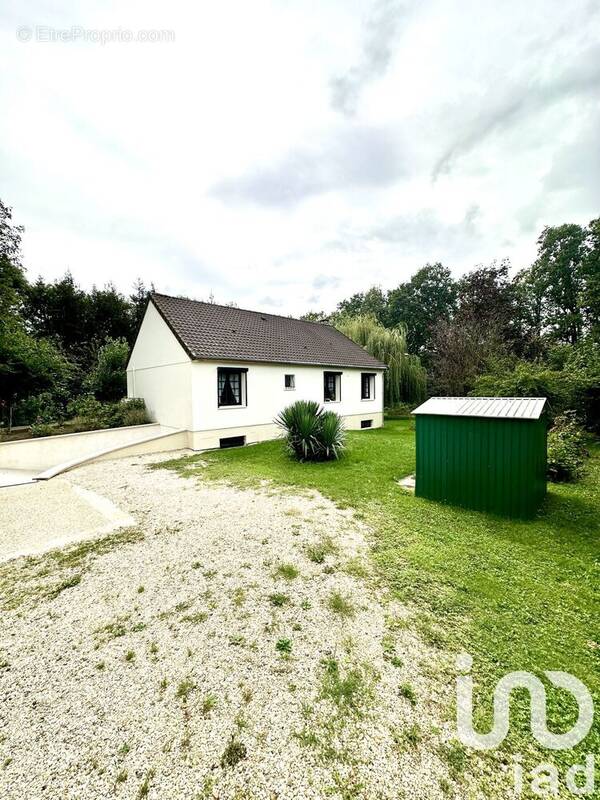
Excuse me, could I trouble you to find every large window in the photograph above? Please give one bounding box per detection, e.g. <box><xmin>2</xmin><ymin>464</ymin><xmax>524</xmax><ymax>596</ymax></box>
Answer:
<box><xmin>361</xmin><ymin>373</ymin><xmax>375</xmax><ymax>400</ymax></box>
<box><xmin>217</xmin><ymin>367</ymin><xmax>247</xmax><ymax>407</ymax></box>
<box><xmin>324</xmin><ymin>371</ymin><xmax>341</xmax><ymax>402</ymax></box>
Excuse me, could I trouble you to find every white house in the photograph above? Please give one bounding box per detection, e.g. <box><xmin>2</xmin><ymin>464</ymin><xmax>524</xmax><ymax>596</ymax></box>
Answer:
<box><xmin>127</xmin><ymin>293</ymin><xmax>386</xmax><ymax>450</ymax></box>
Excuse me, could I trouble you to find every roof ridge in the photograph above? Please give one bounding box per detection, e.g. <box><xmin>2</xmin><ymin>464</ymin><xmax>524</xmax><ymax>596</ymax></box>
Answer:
<box><xmin>151</xmin><ymin>292</ymin><xmax>334</xmax><ymax>329</ymax></box>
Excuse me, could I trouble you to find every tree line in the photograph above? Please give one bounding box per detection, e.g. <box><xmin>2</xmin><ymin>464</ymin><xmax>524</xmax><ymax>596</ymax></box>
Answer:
<box><xmin>1</xmin><ymin>195</ymin><xmax>599</xmax><ymax>434</ymax></box>
<box><xmin>307</xmin><ymin>221</ymin><xmax>600</xmax><ymax>430</ymax></box>
<box><xmin>0</xmin><ymin>200</ymin><xmax>153</xmax><ymax>427</ymax></box>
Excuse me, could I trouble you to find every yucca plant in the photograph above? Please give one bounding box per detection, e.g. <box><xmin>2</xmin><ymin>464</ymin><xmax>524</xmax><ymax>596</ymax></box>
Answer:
<box><xmin>275</xmin><ymin>400</ymin><xmax>323</xmax><ymax>460</ymax></box>
<box><xmin>318</xmin><ymin>410</ymin><xmax>346</xmax><ymax>461</ymax></box>
<box><xmin>275</xmin><ymin>400</ymin><xmax>346</xmax><ymax>462</ymax></box>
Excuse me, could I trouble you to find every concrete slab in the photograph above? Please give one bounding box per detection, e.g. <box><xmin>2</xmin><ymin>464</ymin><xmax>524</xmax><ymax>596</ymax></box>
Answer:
<box><xmin>0</xmin><ymin>469</ymin><xmax>39</xmax><ymax>488</ymax></box>
<box><xmin>0</xmin><ymin>479</ymin><xmax>135</xmax><ymax>563</ymax></box>
<box><xmin>397</xmin><ymin>474</ymin><xmax>415</xmax><ymax>492</ymax></box>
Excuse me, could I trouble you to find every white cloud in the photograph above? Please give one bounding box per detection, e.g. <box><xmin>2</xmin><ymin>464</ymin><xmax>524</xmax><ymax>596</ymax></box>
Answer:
<box><xmin>0</xmin><ymin>0</ymin><xmax>599</xmax><ymax>315</ymax></box>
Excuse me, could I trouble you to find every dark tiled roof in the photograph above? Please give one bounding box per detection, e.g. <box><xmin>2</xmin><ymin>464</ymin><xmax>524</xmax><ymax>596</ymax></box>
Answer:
<box><xmin>150</xmin><ymin>293</ymin><xmax>386</xmax><ymax>369</ymax></box>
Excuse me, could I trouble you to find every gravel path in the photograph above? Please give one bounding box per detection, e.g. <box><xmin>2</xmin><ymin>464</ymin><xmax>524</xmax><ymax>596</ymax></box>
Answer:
<box><xmin>0</xmin><ymin>452</ymin><xmax>456</xmax><ymax>799</ymax></box>
<box><xmin>0</xmin><ymin>479</ymin><xmax>135</xmax><ymax>563</ymax></box>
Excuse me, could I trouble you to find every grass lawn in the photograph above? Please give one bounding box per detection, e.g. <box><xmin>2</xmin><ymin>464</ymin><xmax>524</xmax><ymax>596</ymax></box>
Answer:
<box><xmin>160</xmin><ymin>419</ymin><xmax>599</xmax><ymax>788</ymax></box>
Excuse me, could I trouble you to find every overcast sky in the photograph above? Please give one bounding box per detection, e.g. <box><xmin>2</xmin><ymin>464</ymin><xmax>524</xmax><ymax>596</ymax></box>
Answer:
<box><xmin>1</xmin><ymin>0</ymin><xmax>599</xmax><ymax>315</ymax></box>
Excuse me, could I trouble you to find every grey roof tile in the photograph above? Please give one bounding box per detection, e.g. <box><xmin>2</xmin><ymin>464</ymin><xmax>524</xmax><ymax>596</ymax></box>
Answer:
<box><xmin>150</xmin><ymin>293</ymin><xmax>386</xmax><ymax>369</ymax></box>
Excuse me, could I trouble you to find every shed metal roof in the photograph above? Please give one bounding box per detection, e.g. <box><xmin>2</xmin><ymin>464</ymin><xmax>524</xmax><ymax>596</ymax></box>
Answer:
<box><xmin>411</xmin><ymin>397</ymin><xmax>547</xmax><ymax>420</ymax></box>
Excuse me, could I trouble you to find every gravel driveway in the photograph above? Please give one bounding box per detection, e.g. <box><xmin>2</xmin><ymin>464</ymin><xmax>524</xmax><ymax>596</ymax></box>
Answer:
<box><xmin>0</xmin><ymin>452</ymin><xmax>456</xmax><ymax>800</ymax></box>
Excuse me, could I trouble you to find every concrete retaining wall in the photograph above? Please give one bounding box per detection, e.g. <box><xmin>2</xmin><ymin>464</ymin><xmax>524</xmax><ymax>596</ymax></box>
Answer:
<box><xmin>0</xmin><ymin>424</ymin><xmax>165</xmax><ymax>471</ymax></box>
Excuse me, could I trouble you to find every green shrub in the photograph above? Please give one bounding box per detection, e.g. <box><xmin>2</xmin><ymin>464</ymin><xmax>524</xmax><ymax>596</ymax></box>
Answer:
<box><xmin>547</xmin><ymin>413</ymin><xmax>588</xmax><ymax>482</ymax></box>
<box><xmin>30</xmin><ymin>420</ymin><xmax>57</xmax><ymax>438</ymax></box>
<box><xmin>67</xmin><ymin>395</ymin><xmax>149</xmax><ymax>432</ymax></box>
<box><xmin>84</xmin><ymin>337</ymin><xmax>129</xmax><ymax>401</ymax></box>
<box><xmin>275</xmin><ymin>400</ymin><xmax>346</xmax><ymax>462</ymax></box>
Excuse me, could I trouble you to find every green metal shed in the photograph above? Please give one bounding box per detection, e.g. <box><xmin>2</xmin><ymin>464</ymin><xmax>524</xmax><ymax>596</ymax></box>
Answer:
<box><xmin>412</xmin><ymin>397</ymin><xmax>547</xmax><ymax>518</ymax></box>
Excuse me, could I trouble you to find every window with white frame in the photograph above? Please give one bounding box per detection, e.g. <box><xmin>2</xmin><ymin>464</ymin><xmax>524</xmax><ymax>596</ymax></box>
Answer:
<box><xmin>361</xmin><ymin>373</ymin><xmax>375</xmax><ymax>400</ymax></box>
<box><xmin>217</xmin><ymin>367</ymin><xmax>247</xmax><ymax>407</ymax></box>
<box><xmin>284</xmin><ymin>374</ymin><xmax>295</xmax><ymax>390</ymax></box>
<box><xmin>324</xmin><ymin>371</ymin><xmax>341</xmax><ymax>402</ymax></box>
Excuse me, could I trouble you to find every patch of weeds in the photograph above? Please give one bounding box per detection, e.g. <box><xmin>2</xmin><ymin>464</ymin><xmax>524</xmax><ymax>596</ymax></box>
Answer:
<box><xmin>203</xmin><ymin>568</ymin><xmax>217</xmax><ymax>579</ymax></box>
<box><xmin>48</xmin><ymin>573</ymin><xmax>81</xmax><ymax>599</ymax></box>
<box><xmin>275</xmin><ymin>563</ymin><xmax>299</xmax><ymax>580</ymax></box>
<box><xmin>3</xmin><ymin>757</ymin><xmax>12</xmax><ymax>769</ymax></box>
<box><xmin>393</xmin><ymin>723</ymin><xmax>422</xmax><ymax>750</ymax></box>
<box><xmin>94</xmin><ymin>617</ymin><xmax>129</xmax><ymax>645</ymax></box>
<box><xmin>323</xmin><ymin>565</ymin><xmax>336</xmax><ymax>575</ymax></box>
<box><xmin>390</xmin><ymin>656</ymin><xmax>403</xmax><ymax>668</ymax></box>
<box><xmin>191</xmin><ymin>561</ymin><xmax>202</xmax><ymax>569</ymax></box>
<box><xmin>305</xmin><ymin>536</ymin><xmax>337</xmax><ymax>564</ymax></box>
<box><xmin>175</xmin><ymin>600</ymin><xmax>194</xmax><ymax>613</ymax></box>
<box><xmin>235</xmin><ymin>712</ymin><xmax>247</xmax><ymax>730</ymax></box>
<box><xmin>201</xmin><ymin>693</ymin><xmax>217</xmax><ymax>715</ymax></box>
<box><xmin>241</xmin><ymin>687</ymin><xmax>253</xmax><ymax>703</ymax></box>
<box><xmin>269</xmin><ymin>592</ymin><xmax>290</xmax><ymax>607</ymax></box>
<box><xmin>137</xmin><ymin>768</ymin><xmax>155</xmax><ymax>799</ymax></box>
<box><xmin>276</xmin><ymin>638</ymin><xmax>292</xmax><ymax>657</ymax></box>
<box><xmin>326</xmin><ymin>590</ymin><xmax>355</xmax><ymax>618</ymax></box>
<box><xmin>159</xmin><ymin>677</ymin><xmax>168</xmax><ymax>692</ymax></box>
<box><xmin>399</xmin><ymin>682</ymin><xmax>417</xmax><ymax>706</ymax></box>
<box><xmin>0</xmin><ymin>527</ymin><xmax>144</xmax><ymax>612</ymax></box>
<box><xmin>137</xmin><ymin>585</ymin><xmax>145</xmax><ymax>594</ymax></box>
<box><xmin>300</xmin><ymin>599</ymin><xmax>312</xmax><ymax>611</ymax></box>
<box><xmin>131</xmin><ymin>622</ymin><xmax>146</xmax><ymax>633</ymax></box>
<box><xmin>198</xmin><ymin>776</ymin><xmax>214</xmax><ymax>798</ymax></box>
<box><xmin>233</xmin><ymin>587</ymin><xmax>246</xmax><ymax>607</ymax></box>
<box><xmin>116</xmin><ymin>768</ymin><xmax>128</xmax><ymax>784</ymax></box>
<box><xmin>319</xmin><ymin>658</ymin><xmax>376</xmax><ymax>714</ymax></box>
<box><xmin>118</xmin><ymin>742</ymin><xmax>131</xmax><ymax>757</ymax></box>
<box><xmin>418</xmin><ymin>619</ymin><xmax>448</xmax><ymax>648</ymax></box>
<box><xmin>293</xmin><ymin>727</ymin><xmax>320</xmax><ymax>748</ymax></box>
<box><xmin>220</xmin><ymin>737</ymin><xmax>247</xmax><ymax>768</ymax></box>
<box><xmin>440</xmin><ymin>740</ymin><xmax>467</xmax><ymax>777</ymax></box>
<box><xmin>95</xmin><ymin>661</ymin><xmax>105</xmax><ymax>671</ymax></box>
<box><xmin>284</xmin><ymin>508</ymin><xmax>301</xmax><ymax>517</ymax></box>
<box><xmin>342</xmin><ymin>557</ymin><xmax>370</xmax><ymax>579</ymax></box>
<box><xmin>292</xmin><ymin>622</ymin><xmax>302</xmax><ymax>631</ymax></box>
<box><xmin>181</xmin><ymin>611</ymin><xmax>208</xmax><ymax>625</ymax></box>
<box><xmin>176</xmin><ymin>677</ymin><xmax>195</xmax><ymax>702</ymax></box>
<box><xmin>149</xmin><ymin>641</ymin><xmax>159</xmax><ymax>656</ymax></box>
<box><xmin>124</xmin><ymin>650</ymin><xmax>136</xmax><ymax>662</ymax></box>
<box><xmin>229</xmin><ymin>633</ymin><xmax>246</xmax><ymax>646</ymax></box>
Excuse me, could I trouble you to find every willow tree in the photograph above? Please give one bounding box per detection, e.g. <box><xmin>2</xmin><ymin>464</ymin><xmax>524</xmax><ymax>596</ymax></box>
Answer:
<box><xmin>335</xmin><ymin>314</ymin><xmax>427</xmax><ymax>406</ymax></box>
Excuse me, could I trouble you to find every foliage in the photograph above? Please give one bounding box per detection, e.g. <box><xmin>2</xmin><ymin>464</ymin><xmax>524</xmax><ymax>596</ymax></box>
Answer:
<box><xmin>471</xmin><ymin>337</ymin><xmax>600</xmax><ymax>430</ymax></box>
<box><xmin>337</xmin><ymin>285</ymin><xmax>388</xmax><ymax>324</ymax></box>
<box><xmin>335</xmin><ymin>314</ymin><xmax>426</xmax><ymax>404</ymax></box>
<box><xmin>158</xmin><ymin>420</ymin><xmax>600</xmax><ymax>786</ymax></box>
<box><xmin>530</xmin><ymin>224</ymin><xmax>587</xmax><ymax>345</ymax></box>
<box><xmin>547</xmin><ymin>413</ymin><xmax>588</xmax><ymax>482</ymax></box>
<box><xmin>386</xmin><ymin>263</ymin><xmax>457</xmax><ymax>358</ymax></box>
<box><xmin>84</xmin><ymin>337</ymin><xmax>129</xmax><ymax>401</ymax></box>
<box><xmin>275</xmin><ymin>400</ymin><xmax>346</xmax><ymax>461</ymax></box>
<box><xmin>30</xmin><ymin>397</ymin><xmax>149</xmax><ymax>437</ymax></box>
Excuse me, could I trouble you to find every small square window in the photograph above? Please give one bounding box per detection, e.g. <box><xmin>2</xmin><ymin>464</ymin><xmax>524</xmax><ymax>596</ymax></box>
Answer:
<box><xmin>284</xmin><ymin>374</ymin><xmax>295</xmax><ymax>390</ymax></box>
<box><xmin>361</xmin><ymin>419</ymin><xmax>373</xmax><ymax>429</ymax></box>
<box><xmin>324</xmin><ymin>371</ymin><xmax>341</xmax><ymax>402</ymax></box>
<box><xmin>361</xmin><ymin>373</ymin><xmax>375</xmax><ymax>400</ymax></box>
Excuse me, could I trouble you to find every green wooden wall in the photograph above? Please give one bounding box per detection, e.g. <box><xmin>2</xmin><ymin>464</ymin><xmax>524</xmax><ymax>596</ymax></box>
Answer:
<box><xmin>415</xmin><ymin>415</ymin><xmax>547</xmax><ymax>518</ymax></box>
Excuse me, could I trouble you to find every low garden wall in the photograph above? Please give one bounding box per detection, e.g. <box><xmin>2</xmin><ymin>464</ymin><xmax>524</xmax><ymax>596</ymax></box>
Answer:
<box><xmin>0</xmin><ymin>423</ymin><xmax>165</xmax><ymax>471</ymax></box>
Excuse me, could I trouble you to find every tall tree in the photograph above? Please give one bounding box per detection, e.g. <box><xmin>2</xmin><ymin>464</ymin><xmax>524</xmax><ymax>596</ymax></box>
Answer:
<box><xmin>337</xmin><ymin>286</ymin><xmax>388</xmax><ymax>324</ymax></box>
<box><xmin>583</xmin><ymin>218</ymin><xmax>600</xmax><ymax>341</ymax></box>
<box><xmin>335</xmin><ymin>314</ymin><xmax>426</xmax><ymax>404</ymax></box>
<box><xmin>531</xmin><ymin>224</ymin><xmax>586</xmax><ymax>344</ymax></box>
<box><xmin>386</xmin><ymin>263</ymin><xmax>457</xmax><ymax>357</ymax></box>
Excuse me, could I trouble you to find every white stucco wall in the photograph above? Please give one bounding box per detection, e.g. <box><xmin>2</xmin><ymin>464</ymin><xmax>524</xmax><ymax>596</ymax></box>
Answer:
<box><xmin>189</xmin><ymin>360</ymin><xmax>384</xmax><ymax>448</ymax></box>
<box><xmin>126</xmin><ymin>302</ymin><xmax>192</xmax><ymax>429</ymax></box>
